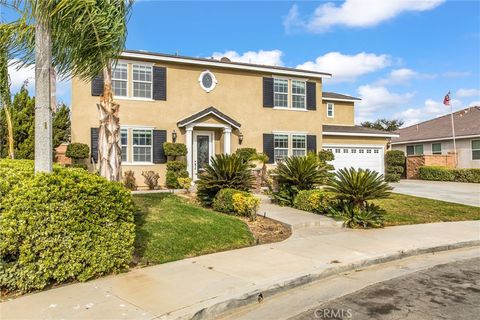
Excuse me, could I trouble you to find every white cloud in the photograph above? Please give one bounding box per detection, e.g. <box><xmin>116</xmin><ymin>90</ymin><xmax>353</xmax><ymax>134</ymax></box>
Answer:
<box><xmin>297</xmin><ymin>52</ymin><xmax>390</xmax><ymax>83</ymax></box>
<box><xmin>393</xmin><ymin>98</ymin><xmax>463</xmax><ymax>127</ymax></box>
<box><xmin>375</xmin><ymin>68</ymin><xmax>436</xmax><ymax>86</ymax></box>
<box><xmin>7</xmin><ymin>60</ymin><xmax>71</xmax><ymax>104</ymax></box>
<box><xmin>469</xmin><ymin>100</ymin><xmax>480</xmax><ymax>107</ymax></box>
<box><xmin>355</xmin><ymin>85</ymin><xmax>415</xmax><ymax>123</ymax></box>
<box><xmin>456</xmin><ymin>88</ymin><xmax>480</xmax><ymax>98</ymax></box>
<box><xmin>284</xmin><ymin>0</ymin><xmax>444</xmax><ymax>33</ymax></box>
<box><xmin>211</xmin><ymin>50</ymin><xmax>284</xmax><ymax>66</ymax></box>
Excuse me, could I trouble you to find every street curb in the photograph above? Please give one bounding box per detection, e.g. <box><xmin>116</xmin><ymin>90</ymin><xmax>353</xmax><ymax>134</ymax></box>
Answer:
<box><xmin>161</xmin><ymin>240</ymin><xmax>480</xmax><ymax>320</ymax></box>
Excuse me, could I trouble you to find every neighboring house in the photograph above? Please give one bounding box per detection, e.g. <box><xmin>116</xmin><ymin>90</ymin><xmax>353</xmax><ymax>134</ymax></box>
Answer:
<box><xmin>71</xmin><ymin>50</ymin><xmax>396</xmax><ymax>186</ymax></box>
<box><xmin>392</xmin><ymin>106</ymin><xmax>480</xmax><ymax>169</ymax></box>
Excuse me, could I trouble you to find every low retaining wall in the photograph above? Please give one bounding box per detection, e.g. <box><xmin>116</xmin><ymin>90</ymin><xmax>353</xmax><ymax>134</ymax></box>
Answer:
<box><xmin>406</xmin><ymin>154</ymin><xmax>456</xmax><ymax>179</ymax></box>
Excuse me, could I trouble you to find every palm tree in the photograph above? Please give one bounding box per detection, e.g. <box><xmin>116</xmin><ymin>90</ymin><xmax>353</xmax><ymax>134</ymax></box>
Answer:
<box><xmin>326</xmin><ymin>167</ymin><xmax>392</xmax><ymax>208</ymax></box>
<box><xmin>0</xmin><ymin>0</ymin><xmax>132</xmax><ymax>179</ymax></box>
<box><xmin>0</xmin><ymin>46</ymin><xmax>14</xmax><ymax>159</ymax></box>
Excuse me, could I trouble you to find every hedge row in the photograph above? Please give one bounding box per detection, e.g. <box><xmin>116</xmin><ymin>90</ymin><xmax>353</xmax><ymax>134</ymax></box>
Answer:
<box><xmin>418</xmin><ymin>166</ymin><xmax>480</xmax><ymax>183</ymax></box>
<box><xmin>0</xmin><ymin>160</ymin><xmax>135</xmax><ymax>293</ymax></box>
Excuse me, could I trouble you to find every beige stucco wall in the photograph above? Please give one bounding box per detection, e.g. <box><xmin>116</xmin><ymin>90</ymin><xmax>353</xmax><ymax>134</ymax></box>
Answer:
<box><xmin>71</xmin><ymin>59</ymin><xmax>326</xmax><ymax>187</ymax></box>
<box><xmin>321</xmin><ymin>100</ymin><xmax>355</xmax><ymax>125</ymax></box>
<box><xmin>392</xmin><ymin>138</ymin><xmax>480</xmax><ymax>169</ymax></box>
<box><xmin>322</xmin><ymin>135</ymin><xmax>389</xmax><ymax>147</ymax></box>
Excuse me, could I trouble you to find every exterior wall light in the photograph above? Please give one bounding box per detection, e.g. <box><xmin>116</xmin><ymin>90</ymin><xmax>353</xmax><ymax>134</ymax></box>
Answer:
<box><xmin>238</xmin><ymin>132</ymin><xmax>244</xmax><ymax>145</ymax></box>
<box><xmin>172</xmin><ymin>130</ymin><xmax>177</xmax><ymax>143</ymax></box>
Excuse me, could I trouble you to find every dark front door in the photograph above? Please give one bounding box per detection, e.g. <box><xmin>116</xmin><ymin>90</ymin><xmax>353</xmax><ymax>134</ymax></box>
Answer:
<box><xmin>196</xmin><ymin>135</ymin><xmax>210</xmax><ymax>173</ymax></box>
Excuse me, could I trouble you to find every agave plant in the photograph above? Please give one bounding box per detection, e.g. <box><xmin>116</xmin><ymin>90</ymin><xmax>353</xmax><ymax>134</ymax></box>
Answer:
<box><xmin>271</xmin><ymin>154</ymin><xmax>328</xmax><ymax>205</ymax></box>
<box><xmin>196</xmin><ymin>154</ymin><xmax>254</xmax><ymax>206</ymax></box>
<box><xmin>326</xmin><ymin>167</ymin><xmax>392</xmax><ymax>209</ymax></box>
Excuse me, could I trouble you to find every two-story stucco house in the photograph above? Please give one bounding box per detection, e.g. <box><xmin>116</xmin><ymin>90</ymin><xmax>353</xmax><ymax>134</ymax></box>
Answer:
<box><xmin>71</xmin><ymin>50</ymin><xmax>396</xmax><ymax>186</ymax></box>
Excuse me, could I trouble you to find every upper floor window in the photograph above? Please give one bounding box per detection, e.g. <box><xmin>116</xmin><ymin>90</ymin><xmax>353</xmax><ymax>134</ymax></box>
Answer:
<box><xmin>274</xmin><ymin>78</ymin><xmax>288</xmax><ymax>108</ymax></box>
<box><xmin>133</xmin><ymin>64</ymin><xmax>153</xmax><ymax>98</ymax></box>
<box><xmin>133</xmin><ymin>129</ymin><xmax>153</xmax><ymax>162</ymax></box>
<box><xmin>273</xmin><ymin>78</ymin><xmax>307</xmax><ymax>110</ymax></box>
<box><xmin>327</xmin><ymin>103</ymin><xmax>334</xmax><ymax>118</ymax></box>
<box><xmin>291</xmin><ymin>80</ymin><xmax>306</xmax><ymax>109</ymax></box>
<box><xmin>406</xmin><ymin>144</ymin><xmax>424</xmax><ymax>156</ymax></box>
<box><xmin>112</xmin><ymin>62</ymin><xmax>128</xmax><ymax>97</ymax></box>
<box><xmin>472</xmin><ymin>139</ymin><xmax>480</xmax><ymax>160</ymax></box>
<box><xmin>432</xmin><ymin>143</ymin><xmax>442</xmax><ymax>155</ymax></box>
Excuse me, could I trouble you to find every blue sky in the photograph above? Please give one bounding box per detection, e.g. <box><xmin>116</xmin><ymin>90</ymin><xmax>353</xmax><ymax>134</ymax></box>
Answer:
<box><xmin>5</xmin><ymin>0</ymin><xmax>480</xmax><ymax>126</ymax></box>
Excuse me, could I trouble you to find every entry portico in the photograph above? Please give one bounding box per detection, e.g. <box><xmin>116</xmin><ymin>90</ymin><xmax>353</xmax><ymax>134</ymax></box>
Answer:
<box><xmin>177</xmin><ymin>106</ymin><xmax>241</xmax><ymax>179</ymax></box>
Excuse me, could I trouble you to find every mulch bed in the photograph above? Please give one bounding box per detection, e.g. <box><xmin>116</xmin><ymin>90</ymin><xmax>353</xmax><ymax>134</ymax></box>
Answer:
<box><xmin>239</xmin><ymin>215</ymin><xmax>291</xmax><ymax>245</ymax></box>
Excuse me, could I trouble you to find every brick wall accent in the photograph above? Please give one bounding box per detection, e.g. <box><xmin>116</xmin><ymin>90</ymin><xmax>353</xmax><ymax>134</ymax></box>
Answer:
<box><xmin>406</xmin><ymin>153</ymin><xmax>456</xmax><ymax>179</ymax></box>
<box><xmin>54</xmin><ymin>143</ymin><xmax>72</xmax><ymax>165</ymax></box>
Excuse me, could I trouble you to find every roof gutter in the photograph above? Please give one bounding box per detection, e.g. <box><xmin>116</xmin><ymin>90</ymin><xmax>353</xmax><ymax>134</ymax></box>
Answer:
<box><xmin>323</xmin><ymin>131</ymin><xmax>399</xmax><ymax>138</ymax></box>
<box><xmin>391</xmin><ymin>134</ymin><xmax>480</xmax><ymax>145</ymax></box>
<box><xmin>121</xmin><ymin>51</ymin><xmax>332</xmax><ymax>79</ymax></box>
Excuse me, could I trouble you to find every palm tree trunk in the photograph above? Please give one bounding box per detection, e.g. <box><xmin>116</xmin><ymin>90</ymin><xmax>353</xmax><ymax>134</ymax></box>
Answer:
<box><xmin>97</xmin><ymin>65</ymin><xmax>122</xmax><ymax>181</ymax></box>
<box><xmin>4</xmin><ymin>105</ymin><xmax>14</xmax><ymax>159</ymax></box>
<box><xmin>34</xmin><ymin>11</ymin><xmax>53</xmax><ymax>173</ymax></box>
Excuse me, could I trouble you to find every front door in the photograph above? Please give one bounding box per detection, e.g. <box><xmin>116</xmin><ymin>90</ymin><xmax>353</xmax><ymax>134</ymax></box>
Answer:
<box><xmin>192</xmin><ymin>131</ymin><xmax>214</xmax><ymax>180</ymax></box>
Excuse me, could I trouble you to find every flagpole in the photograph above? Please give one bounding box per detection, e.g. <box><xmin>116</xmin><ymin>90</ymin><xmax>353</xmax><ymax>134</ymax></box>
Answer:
<box><xmin>449</xmin><ymin>92</ymin><xmax>457</xmax><ymax>167</ymax></box>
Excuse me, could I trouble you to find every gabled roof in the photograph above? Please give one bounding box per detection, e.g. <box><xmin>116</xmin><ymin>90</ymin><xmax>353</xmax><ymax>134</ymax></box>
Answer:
<box><xmin>323</xmin><ymin>92</ymin><xmax>361</xmax><ymax>102</ymax></box>
<box><xmin>392</xmin><ymin>106</ymin><xmax>480</xmax><ymax>144</ymax></box>
<box><xmin>323</xmin><ymin>125</ymin><xmax>399</xmax><ymax>138</ymax></box>
<box><xmin>177</xmin><ymin>106</ymin><xmax>241</xmax><ymax>129</ymax></box>
<box><xmin>122</xmin><ymin>50</ymin><xmax>332</xmax><ymax>79</ymax></box>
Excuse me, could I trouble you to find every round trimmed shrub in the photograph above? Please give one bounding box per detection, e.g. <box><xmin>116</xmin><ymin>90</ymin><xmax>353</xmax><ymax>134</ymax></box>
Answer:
<box><xmin>212</xmin><ymin>188</ymin><xmax>249</xmax><ymax>213</ymax></box>
<box><xmin>0</xmin><ymin>160</ymin><xmax>135</xmax><ymax>293</ymax></box>
<box><xmin>386</xmin><ymin>166</ymin><xmax>404</xmax><ymax>175</ymax></box>
<box><xmin>293</xmin><ymin>189</ymin><xmax>336</xmax><ymax>214</ymax></box>
<box><xmin>166</xmin><ymin>160</ymin><xmax>187</xmax><ymax>171</ymax></box>
<box><xmin>384</xmin><ymin>173</ymin><xmax>401</xmax><ymax>183</ymax></box>
<box><xmin>66</xmin><ymin>143</ymin><xmax>90</xmax><ymax>160</ymax></box>
<box><xmin>163</xmin><ymin>142</ymin><xmax>187</xmax><ymax>157</ymax></box>
<box><xmin>385</xmin><ymin>150</ymin><xmax>405</xmax><ymax>166</ymax></box>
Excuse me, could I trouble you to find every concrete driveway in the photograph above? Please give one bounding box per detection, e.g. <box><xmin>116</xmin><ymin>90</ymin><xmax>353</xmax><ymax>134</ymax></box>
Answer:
<box><xmin>392</xmin><ymin>180</ymin><xmax>480</xmax><ymax>207</ymax></box>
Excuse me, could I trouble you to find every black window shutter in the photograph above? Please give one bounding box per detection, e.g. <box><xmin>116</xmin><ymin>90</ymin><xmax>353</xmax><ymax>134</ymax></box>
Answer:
<box><xmin>263</xmin><ymin>133</ymin><xmax>274</xmax><ymax>164</ymax></box>
<box><xmin>152</xmin><ymin>66</ymin><xmax>167</xmax><ymax>101</ymax></box>
<box><xmin>263</xmin><ymin>77</ymin><xmax>274</xmax><ymax>108</ymax></box>
<box><xmin>91</xmin><ymin>74</ymin><xmax>104</xmax><ymax>96</ymax></box>
<box><xmin>90</xmin><ymin>127</ymin><xmax>99</xmax><ymax>163</ymax></box>
<box><xmin>153</xmin><ymin>130</ymin><xmax>167</xmax><ymax>163</ymax></box>
<box><xmin>307</xmin><ymin>135</ymin><xmax>317</xmax><ymax>154</ymax></box>
<box><xmin>306</xmin><ymin>82</ymin><xmax>316</xmax><ymax>110</ymax></box>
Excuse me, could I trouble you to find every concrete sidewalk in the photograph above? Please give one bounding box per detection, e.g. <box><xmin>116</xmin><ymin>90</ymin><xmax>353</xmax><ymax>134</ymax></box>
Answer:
<box><xmin>1</xmin><ymin>199</ymin><xmax>479</xmax><ymax>320</ymax></box>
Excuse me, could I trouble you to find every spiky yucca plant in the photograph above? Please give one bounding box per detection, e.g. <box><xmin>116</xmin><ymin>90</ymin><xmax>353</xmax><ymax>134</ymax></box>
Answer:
<box><xmin>326</xmin><ymin>167</ymin><xmax>392</xmax><ymax>209</ymax></box>
<box><xmin>328</xmin><ymin>200</ymin><xmax>385</xmax><ymax>228</ymax></box>
<box><xmin>196</xmin><ymin>154</ymin><xmax>254</xmax><ymax>206</ymax></box>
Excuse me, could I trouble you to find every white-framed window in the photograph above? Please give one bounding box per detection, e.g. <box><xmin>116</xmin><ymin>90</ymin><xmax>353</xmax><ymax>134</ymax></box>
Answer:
<box><xmin>472</xmin><ymin>139</ymin><xmax>480</xmax><ymax>160</ymax></box>
<box><xmin>406</xmin><ymin>144</ymin><xmax>424</xmax><ymax>156</ymax></box>
<box><xmin>274</xmin><ymin>78</ymin><xmax>289</xmax><ymax>108</ymax></box>
<box><xmin>351</xmin><ymin>149</ymin><xmax>357</xmax><ymax>154</ymax></box>
<box><xmin>374</xmin><ymin>149</ymin><xmax>379</xmax><ymax>154</ymax></box>
<box><xmin>292</xmin><ymin>134</ymin><xmax>307</xmax><ymax>156</ymax></box>
<box><xmin>335</xmin><ymin>148</ymin><xmax>341</xmax><ymax>153</ymax></box>
<box><xmin>291</xmin><ymin>80</ymin><xmax>306</xmax><ymax>109</ymax></box>
<box><xmin>198</xmin><ymin>70</ymin><xmax>218</xmax><ymax>92</ymax></box>
<box><xmin>359</xmin><ymin>149</ymin><xmax>364</xmax><ymax>153</ymax></box>
<box><xmin>327</xmin><ymin>103</ymin><xmax>334</xmax><ymax>118</ymax></box>
<box><xmin>343</xmin><ymin>148</ymin><xmax>349</xmax><ymax>153</ymax></box>
<box><xmin>274</xmin><ymin>134</ymin><xmax>289</xmax><ymax>163</ymax></box>
<box><xmin>132</xmin><ymin>64</ymin><xmax>153</xmax><ymax>98</ymax></box>
<box><xmin>133</xmin><ymin>129</ymin><xmax>153</xmax><ymax>162</ymax></box>
<box><xmin>432</xmin><ymin>143</ymin><xmax>442</xmax><ymax>155</ymax></box>
<box><xmin>112</xmin><ymin>62</ymin><xmax>128</xmax><ymax>97</ymax></box>
<box><xmin>121</xmin><ymin>128</ymin><xmax>128</xmax><ymax>162</ymax></box>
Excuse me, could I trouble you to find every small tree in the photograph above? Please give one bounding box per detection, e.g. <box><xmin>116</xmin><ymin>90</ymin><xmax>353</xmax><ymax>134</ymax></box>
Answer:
<box><xmin>385</xmin><ymin>150</ymin><xmax>405</xmax><ymax>182</ymax></box>
<box><xmin>361</xmin><ymin>119</ymin><xmax>404</xmax><ymax>132</ymax></box>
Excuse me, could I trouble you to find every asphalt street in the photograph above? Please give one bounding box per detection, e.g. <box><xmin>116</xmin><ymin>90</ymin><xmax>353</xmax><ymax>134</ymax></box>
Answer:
<box><xmin>291</xmin><ymin>257</ymin><xmax>480</xmax><ymax>320</ymax></box>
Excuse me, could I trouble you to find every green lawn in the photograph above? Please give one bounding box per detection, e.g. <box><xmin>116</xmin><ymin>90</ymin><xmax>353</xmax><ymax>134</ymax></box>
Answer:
<box><xmin>132</xmin><ymin>193</ymin><xmax>254</xmax><ymax>264</ymax></box>
<box><xmin>373</xmin><ymin>193</ymin><xmax>480</xmax><ymax>226</ymax></box>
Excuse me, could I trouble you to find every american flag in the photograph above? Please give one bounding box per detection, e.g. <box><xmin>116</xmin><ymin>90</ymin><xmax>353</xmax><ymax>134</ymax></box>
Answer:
<box><xmin>443</xmin><ymin>91</ymin><xmax>451</xmax><ymax>106</ymax></box>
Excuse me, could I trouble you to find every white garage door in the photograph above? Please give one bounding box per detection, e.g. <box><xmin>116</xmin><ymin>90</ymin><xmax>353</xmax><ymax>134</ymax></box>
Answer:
<box><xmin>325</xmin><ymin>145</ymin><xmax>384</xmax><ymax>174</ymax></box>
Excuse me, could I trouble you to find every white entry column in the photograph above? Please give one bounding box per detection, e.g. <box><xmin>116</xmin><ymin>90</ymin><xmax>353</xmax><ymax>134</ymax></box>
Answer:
<box><xmin>223</xmin><ymin>127</ymin><xmax>231</xmax><ymax>154</ymax></box>
<box><xmin>186</xmin><ymin>126</ymin><xmax>193</xmax><ymax>178</ymax></box>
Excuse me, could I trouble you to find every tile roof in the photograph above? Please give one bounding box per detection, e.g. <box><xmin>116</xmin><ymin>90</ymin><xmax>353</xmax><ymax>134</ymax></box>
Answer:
<box><xmin>177</xmin><ymin>106</ymin><xmax>241</xmax><ymax>129</ymax></box>
<box><xmin>322</xmin><ymin>92</ymin><xmax>361</xmax><ymax>101</ymax></box>
<box><xmin>323</xmin><ymin>125</ymin><xmax>398</xmax><ymax>137</ymax></box>
<box><xmin>123</xmin><ymin>50</ymin><xmax>332</xmax><ymax>78</ymax></box>
<box><xmin>392</xmin><ymin>106</ymin><xmax>480</xmax><ymax>144</ymax></box>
